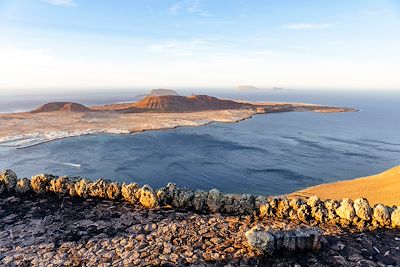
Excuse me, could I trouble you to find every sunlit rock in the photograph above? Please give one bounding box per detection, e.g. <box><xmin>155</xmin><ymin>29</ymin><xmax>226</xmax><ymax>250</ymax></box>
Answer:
<box><xmin>15</xmin><ymin>178</ymin><xmax>31</xmax><ymax>194</ymax></box>
<box><xmin>0</xmin><ymin>169</ymin><xmax>17</xmax><ymax>192</ymax></box>
<box><xmin>138</xmin><ymin>185</ymin><xmax>158</xmax><ymax>208</ymax></box>
<box><xmin>353</xmin><ymin>198</ymin><xmax>372</xmax><ymax>221</ymax></box>
<box><xmin>121</xmin><ymin>182</ymin><xmax>139</xmax><ymax>204</ymax></box>
<box><xmin>31</xmin><ymin>174</ymin><xmax>56</xmax><ymax>194</ymax></box>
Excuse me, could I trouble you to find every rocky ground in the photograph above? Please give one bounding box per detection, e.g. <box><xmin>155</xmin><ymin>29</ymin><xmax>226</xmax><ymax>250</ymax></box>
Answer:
<box><xmin>0</xmin><ymin>194</ymin><xmax>399</xmax><ymax>266</ymax></box>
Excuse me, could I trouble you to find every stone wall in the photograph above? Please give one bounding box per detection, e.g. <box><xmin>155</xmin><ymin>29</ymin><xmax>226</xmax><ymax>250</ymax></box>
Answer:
<box><xmin>1</xmin><ymin>169</ymin><xmax>399</xmax><ymax>229</ymax></box>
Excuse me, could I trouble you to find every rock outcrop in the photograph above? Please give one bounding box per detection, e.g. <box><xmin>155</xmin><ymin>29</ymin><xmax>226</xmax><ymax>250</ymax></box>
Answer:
<box><xmin>1</xmin><ymin>169</ymin><xmax>400</xmax><ymax>230</ymax></box>
<box><xmin>245</xmin><ymin>225</ymin><xmax>323</xmax><ymax>255</ymax></box>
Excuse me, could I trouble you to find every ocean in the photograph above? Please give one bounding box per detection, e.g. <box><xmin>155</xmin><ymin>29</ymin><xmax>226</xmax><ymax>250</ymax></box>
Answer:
<box><xmin>0</xmin><ymin>89</ymin><xmax>399</xmax><ymax>195</ymax></box>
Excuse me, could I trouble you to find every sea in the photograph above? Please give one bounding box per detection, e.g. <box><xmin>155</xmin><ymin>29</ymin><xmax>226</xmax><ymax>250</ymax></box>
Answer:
<box><xmin>0</xmin><ymin>89</ymin><xmax>399</xmax><ymax>195</ymax></box>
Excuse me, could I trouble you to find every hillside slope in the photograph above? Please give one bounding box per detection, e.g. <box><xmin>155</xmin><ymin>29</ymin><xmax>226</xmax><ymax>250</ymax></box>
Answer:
<box><xmin>289</xmin><ymin>165</ymin><xmax>400</xmax><ymax>206</ymax></box>
<box><xmin>30</xmin><ymin>102</ymin><xmax>93</xmax><ymax>113</ymax></box>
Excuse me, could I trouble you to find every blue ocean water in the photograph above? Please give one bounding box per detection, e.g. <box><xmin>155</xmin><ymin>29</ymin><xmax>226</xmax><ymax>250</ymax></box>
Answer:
<box><xmin>0</xmin><ymin>90</ymin><xmax>399</xmax><ymax>195</ymax></box>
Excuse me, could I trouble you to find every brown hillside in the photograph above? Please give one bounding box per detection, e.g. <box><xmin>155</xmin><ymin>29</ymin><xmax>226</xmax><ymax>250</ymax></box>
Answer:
<box><xmin>289</xmin><ymin>165</ymin><xmax>400</xmax><ymax>206</ymax></box>
<box><xmin>30</xmin><ymin>102</ymin><xmax>93</xmax><ymax>113</ymax></box>
<box><xmin>131</xmin><ymin>95</ymin><xmax>247</xmax><ymax>112</ymax></box>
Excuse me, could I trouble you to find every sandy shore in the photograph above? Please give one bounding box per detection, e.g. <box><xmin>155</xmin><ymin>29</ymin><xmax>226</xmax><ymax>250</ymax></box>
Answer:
<box><xmin>289</xmin><ymin>166</ymin><xmax>400</xmax><ymax>206</ymax></box>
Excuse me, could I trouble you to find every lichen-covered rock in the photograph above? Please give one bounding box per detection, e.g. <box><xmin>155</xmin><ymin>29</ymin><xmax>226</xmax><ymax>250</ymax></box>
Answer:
<box><xmin>207</xmin><ymin>189</ymin><xmax>222</xmax><ymax>213</ymax></box>
<box><xmin>373</xmin><ymin>204</ymin><xmax>390</xmax><ymax>226</ymax></box>
<box><xmin>31</xmin><ymin>174</ymin><xmax>56</xmax><ymax>194</ymax></box>
<box><xmin>307</xmin><ymin>195</ymin><xmax>321</xmax><ymax>208</ymax></box>
<box><xmin>353</xmin><ymin>198</ymin><xmax>372</xmax><ymax>221</ymax></box>
<box><xmin>15</xmin><ymin>178</ymin><xmax>31</xmax><ymax>194</ymax></box>
<box><xmin>390</xmin><ymin>207</ymin><xmax>400</xmax><ymax>228</ymax></box>
<box><xmin>121</xmin><ymin>182</ymin><xmax>139</xmax><ymax>204</ymax></box>
<box><xmin>307</xmin><ymin>196</ymin><xmax>327</xmax><ymax>223</ymax></box>
<box><xmin>105</xmin><ymin>182</ymin><xmax>121</xmax><ymax>200</ymax></box>
<box><xmin>49</xmin><ymin>176</ymin><xmax>71</xmax><ymax>195</ymax></box>
<box><xmin>255</xmin><ymin>195</ymin><xmax>268</xmax><ymax>209</ymax></box>
<box><xmin>87</xmin><ymin>179</ymin><xmax>110</xmax><ymax>198</ymax></box>
<box><xmin>238</xmin><ymin>194</ymin><xmax>255</xmax><ymax>214</ymax></box>
<box><xmin>74</xmin><ymin>178</ymin><xmax>91</xmax><ymax>198</ymax></box>
<box><xmin>219</xmin><ymin>194</ymin><xmax>254</xmax><ymax>214</ymax></box>
<box><xmin>156</xmin><ymin>182</ymin><xmax>177</xmax><ymax>206</ymax></box>
<box><xmin>297</xmin><ymin>204</ymin><xmax>310</xmax><ymax>222</ymax></box>
<box><xmin>245</xmin><ymin>225</ymin><xmax>323</xmax><ymax>255</ymax></box>
<box><xmin>276</xmin><ymin>197</ymin><xmax>290</xmax><ymax>218</ymax></box>
<box><xmin>335</xmin><ymin>199</ymin><xmax>355</xmax><ymax>222</ymax></box>
<box><xmin>289</xmin><ymin>197</ymin><xmax>304</xmax><ymax>211</ymax></box>
<box><xmin>172</xmin><ymin>188</ymin><xmax>194</xmax><ymax>209</ymax></box>
<box><xmin>245</xmin><ymin>225</ymin><xmax>275</xmax><ymax>255</ymax></box>
<box><xmin>259</xmin><ymin>203</ymin><xmax>270</xmax><ymax>218</ymax></box>
<box><xmin>138</xmin><ymin>185</ymin><xmax>158</xmax><ymax>208</ymax></box>
<box><xmin>193</xmin><ymin>190</ymin><xmax>208</xmax><ymax>212</ymax></box>
<box><xmin>324</xmin><ymin>199</ymin><xmax>340</xmax><ymax>224</ymax></box>
<box><xmin>0</xmin><ymin>169</ymin><xmax>17</xmax><ymax>192</ymax></box>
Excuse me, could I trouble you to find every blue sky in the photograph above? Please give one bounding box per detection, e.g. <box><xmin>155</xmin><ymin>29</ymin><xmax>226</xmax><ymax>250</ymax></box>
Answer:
<box><xmin>0</xmin><ymin>0</ymin><xmax>400</xmax><ymax>91</ymax></box>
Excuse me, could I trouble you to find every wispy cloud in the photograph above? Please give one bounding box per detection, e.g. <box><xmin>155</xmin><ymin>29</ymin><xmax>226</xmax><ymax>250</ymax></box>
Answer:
<box><xmin>282</xmin><ymin>23</ymin><xmax>331</xmax><ymax>30</ymax></box>
<box><xmin>168</xmin><ymin>0</ymin><xmax>210</xmax><ymax>16</ymax></box>
<box><xmin>149</xmin><ymin>39</ymin><xmax>208</xmax><ymax>56</ymax></box>
<box><xmin>43</xmin><ymin>0</ymin><xmax>77</xmax><ymax>7</ymax></box>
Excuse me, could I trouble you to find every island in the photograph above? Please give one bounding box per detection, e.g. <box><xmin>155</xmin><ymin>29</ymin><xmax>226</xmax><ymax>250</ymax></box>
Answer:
<box><xmin>0</xmin><ymin>94</ymin><xmax>355</xmax><ymax>148</ymax></box>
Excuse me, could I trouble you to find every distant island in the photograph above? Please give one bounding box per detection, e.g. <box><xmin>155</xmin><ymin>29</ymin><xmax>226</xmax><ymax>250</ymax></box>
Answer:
<box><xmin>0</xmin><ymin>94</ymin><xmax>355</xmax><ymax>148</ymax></box>
<box><xmin>149</xmin><ymin>88</ymin><xmax>178</xmax><ymax>96</ymax></box>
<box><xmin>236</xmin><ymin>85</ymin><xmax>291</xmax><ymax>91</ymax></box>
<box><xmin>237</xmin><ymin>85</ymin><xmax>258</xmax><ymax>91</ymax></box>
<box><xmin>135</xmin><ymin>88</ymin><xmax>179</xmax><ymax>99</ymax></box>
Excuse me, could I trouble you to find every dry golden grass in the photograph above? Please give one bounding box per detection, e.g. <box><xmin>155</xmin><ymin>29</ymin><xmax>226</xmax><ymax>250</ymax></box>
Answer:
<box><xmin>289</xmin><ymin>166</ymin><xmax>400</xmax><ymax>206</ymax></box>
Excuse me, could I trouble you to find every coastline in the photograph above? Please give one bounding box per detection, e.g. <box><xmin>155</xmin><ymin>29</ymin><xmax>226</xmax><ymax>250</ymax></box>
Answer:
<box><xmin>0</xmin><ymin>101</ymin><xmax>355</xmax><ymax>149</ymax></box>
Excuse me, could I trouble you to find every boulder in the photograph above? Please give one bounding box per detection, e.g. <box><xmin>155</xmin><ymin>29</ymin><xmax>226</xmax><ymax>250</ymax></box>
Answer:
<box><xmin>245</xmin><ymin>225</ymin><xmax>323</xmax><ymax>255</ymax></box>
<box><xmin>193</xmin><ymin>190</ymin><xmax>208</xmax><ymax>212</ymax></box>
<box><xmin>297</xmin><ymin>204</ymin><xmax>310</xmax><ymax>222</ymax></box>
<box><xmin>156</xmin><ymin>182</ymin><xmax>177</xmax><ymax>206</ymax></box>
<box><xmin>289</xmin><ymin>197</ymin><xmax>304</xmax><ymax>210</ymax></box>
<box><xmin>276</xmin><ymin>197</ymin><xmax>290</xmax><ymax>217</ymax></box>
<box><xmin>335</xmin><ymin>199</ymin><xmax>355</xmax><ymax>222</ymax></box>
<box><xmin>31</xmin><ymin>174</ymin><xmax>56</xmax><ymax>194</ymax></box>
<box><xmin>106</xmin><ymin>182</ymin><xmax>121</xmax><ymax>200</ymax></box>
<box><xmin>0</xmin><ymin>169</ymin><xmax>17</xmax><ymax>192</ymax></box>
<box><xmin>245</xmin><ymin>225</ymin><xmax>275</xmax><ymax>255</ymax></box>
<box><xmin>207</xmin><ymin>189</ymin><xmax>222</xmax><ymax>213</ymax></box>
<box><xmin>353</xmin><ymin>198</ymin><xmax>372</xmax><ymax>221</ymax></box>
<box><xmin>121</xmin><ymin>182</ymin><xmax>139</xmax><ymax>204</ymax></box>
<box><xmin>172</xmin><ymin>188</ymin><xmax>194</xmax><ymax>209</ymax></box>
<box><xmin>259</xmin><ymin>203</ymin><xmax>270</xmax><ymax>218</ymax></box>
<box><xmin>74</xmin><ymin>178</ymin><xmax>91</xmax><ymax>198</ymax></box>
<box><xmin>255</xmin><ymin>195</ymin><xmax>268</xmax><ymax>209</ymax></box>
<box><xmin>324</xmin><ymin>199</ymin><xmax>340</xmax><ymax>223</ymax></box>
<box><xmin>373</xmin><ymin>204</ymin><xmax>390</xmax><ymax>226</ymax></box>
<box><xmin>49</xmin><ymin>176</ymin><xmax>71</xmax><ymax>195</ymax></box>
<box><xmin>137</xmin><ymin>185</ymin><xmax>158</xmax><ymax>208</ymax></box>
<box><xmin>307</xmin><ymin>196</ymin><xmax>327</xmax><ymax>223</ymax></box>
<box><xmin>15</xmin><ymin>178</ymin><xmax>31</xmax><ymax>194</ymax></box>
<box><xmin>238</xmin><ymin>194</ymin><xmax>255</xmax><ymax>214</ymax></box>
<box><xmin>390</xmin><ymin>207</ymin><xmax>400</xmax><ymax>228</ymax></box>
<box><xmin>87</xmin><ymin>179</ymin><xmax>109</xmax><ymax>198</ymax></box>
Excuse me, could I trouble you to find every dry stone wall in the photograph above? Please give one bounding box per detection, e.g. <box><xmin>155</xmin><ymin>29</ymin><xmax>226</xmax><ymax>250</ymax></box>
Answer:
<box><xmin>1</xmin><ymin>169</ymin><xmax>400</xmax><ymax>230</ymax></box>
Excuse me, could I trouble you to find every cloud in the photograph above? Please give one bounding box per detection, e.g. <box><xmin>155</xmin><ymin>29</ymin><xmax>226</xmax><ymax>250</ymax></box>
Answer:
<box><xmin>168</xmin><ymin>0</ymin><xmax>210</xmax><ymax>16</ymax></box>
<box><xmin>282</xmin><ymin>23</ymin><xmax>331</xmax><ymax>30</ymax></box>
<box><xmin>148</xmin><ymin>39</ymin><xmax>207</xmax><ymax>56</ymax></box>
<box><xmin>43</xmin><ymin>0</ymin><xmax>77</xmax><ymax>7</ymax></box>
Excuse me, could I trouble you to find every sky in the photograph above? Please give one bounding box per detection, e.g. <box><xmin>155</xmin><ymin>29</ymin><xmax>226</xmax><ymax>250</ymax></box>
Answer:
<box><xmin>0</xmin><ymin>0</ymin><xmax>400</xmax><ymax>92</ymax></box>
